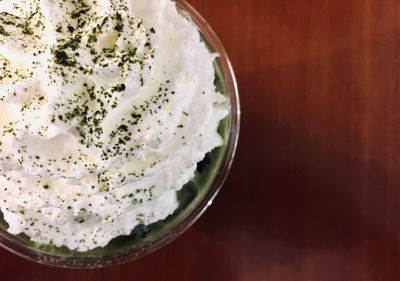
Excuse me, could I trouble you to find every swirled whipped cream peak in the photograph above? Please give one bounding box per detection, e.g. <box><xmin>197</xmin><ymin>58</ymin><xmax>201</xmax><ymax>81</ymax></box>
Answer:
<box><xmin>0</xmin><ymin>0</ymin><xmax>228</xmax><ymax>251</ymax></box>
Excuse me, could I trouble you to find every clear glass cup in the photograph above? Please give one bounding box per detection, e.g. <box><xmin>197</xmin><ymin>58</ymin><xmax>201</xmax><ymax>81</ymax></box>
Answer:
<box><xmin>0</xmin><ymin>0</ymin><xmax>240</xmax><ymax>268</ymax></box>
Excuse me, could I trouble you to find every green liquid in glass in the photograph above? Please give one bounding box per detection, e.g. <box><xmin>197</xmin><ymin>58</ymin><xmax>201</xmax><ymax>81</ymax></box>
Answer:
<box><xmin>0</xmin><ymin>60</ymin><xmax>230</xmax><ymax>259</ymax></box>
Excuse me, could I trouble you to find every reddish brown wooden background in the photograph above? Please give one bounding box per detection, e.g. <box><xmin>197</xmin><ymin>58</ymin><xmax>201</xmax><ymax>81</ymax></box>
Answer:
<box><xmin>2</xmin><ymin>0</ymin><xmax>400</xmax><ymax>280</ymax></box>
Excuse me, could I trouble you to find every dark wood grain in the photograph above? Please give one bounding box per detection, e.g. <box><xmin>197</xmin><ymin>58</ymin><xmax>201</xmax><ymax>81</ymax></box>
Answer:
<box><xmin>2</xmin><ymin>0</ymin><xmax>400</xmax><ymax>280</ymax></box>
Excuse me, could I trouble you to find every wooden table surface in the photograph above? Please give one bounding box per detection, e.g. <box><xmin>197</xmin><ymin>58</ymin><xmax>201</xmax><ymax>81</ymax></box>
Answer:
<box><xmin>2</xmin><ymin>0</ymin><xmax>400</xmax><ymax>280</ymax></box>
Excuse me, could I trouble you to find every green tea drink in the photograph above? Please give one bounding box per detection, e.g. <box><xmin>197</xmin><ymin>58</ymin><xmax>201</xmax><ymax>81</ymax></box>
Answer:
<box><xmin>0</xmin><ymin>0</ymin><xmax>228</xmax><ymax>252</ymax></box>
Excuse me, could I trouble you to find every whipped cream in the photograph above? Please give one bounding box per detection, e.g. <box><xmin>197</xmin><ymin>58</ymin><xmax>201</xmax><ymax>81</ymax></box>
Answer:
<box><xmin>0</xmin><ymin>0</ymin><xmax>228</xmax><ymax>251</ymax></box>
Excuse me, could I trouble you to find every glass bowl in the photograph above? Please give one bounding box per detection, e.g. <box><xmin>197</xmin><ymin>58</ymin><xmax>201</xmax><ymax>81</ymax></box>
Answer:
<box><xmin>0</xmin><ymin>0</ymin><xmax>240</xmax><ymax>268</ymax></box>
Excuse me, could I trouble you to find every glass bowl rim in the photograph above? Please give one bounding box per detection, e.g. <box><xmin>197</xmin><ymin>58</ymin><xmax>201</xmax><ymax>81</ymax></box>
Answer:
<box><xmin>0</xmin><ymin>0</ymin><xmax>241</xmax><ymax>268</ymax></box>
